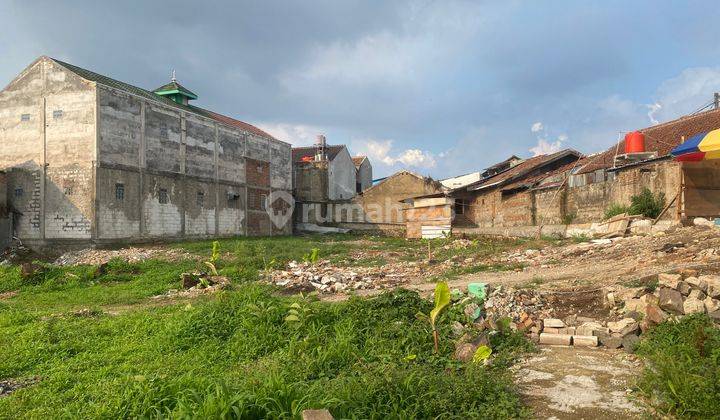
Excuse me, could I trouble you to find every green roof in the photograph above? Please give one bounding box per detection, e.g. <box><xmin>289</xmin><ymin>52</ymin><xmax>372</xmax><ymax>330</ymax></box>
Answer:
<box><xmin>50</xmin><ymin>58</ymin><xmax>279</xmax><ymax>141</ymax></box>
<box><xmin>153</xmin><ymin>80</ymin><xmax>198</xmax><ymax>99</ymax></box>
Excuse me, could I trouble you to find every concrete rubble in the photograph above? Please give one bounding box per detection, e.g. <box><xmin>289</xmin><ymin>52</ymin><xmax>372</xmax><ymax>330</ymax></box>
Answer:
<box><xmin>53</xmin><ymin>247</ymin><xmax>193</xmax><ymax>266</ymax></box>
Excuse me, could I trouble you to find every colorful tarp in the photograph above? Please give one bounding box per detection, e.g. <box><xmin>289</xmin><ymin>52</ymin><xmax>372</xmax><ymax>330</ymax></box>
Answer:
<box><xmin>671</xmin><ymin>129</ymin><xmax>720</xmax><ymax>161</ymax></box>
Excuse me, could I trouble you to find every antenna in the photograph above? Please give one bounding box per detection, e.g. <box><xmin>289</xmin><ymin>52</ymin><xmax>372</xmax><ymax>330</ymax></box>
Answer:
<box><xmin>171</xmin><ymin>69</ymin><xmax>176</xmax><ymax>82</ymax></box>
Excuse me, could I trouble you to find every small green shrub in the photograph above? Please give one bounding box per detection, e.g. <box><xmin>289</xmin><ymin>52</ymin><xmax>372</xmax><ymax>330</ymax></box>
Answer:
<box><xmin>629</xmin><ymin>187</ymin><xmax>666</xmax><ymax>219</ymax></box>
<box><xmin>604</xmin><ymin>203</ymin><xmax>630</xmax><ymax>219</ymax></box>
<box><xmin>561</xmin><ymin>212</ymin><xmax>577</xmax><ymax>225</ymax></box>
<box><xmin>635</xmin><ymin>314</ymin><xmax>720</xmax><ymax>418</ymax></box>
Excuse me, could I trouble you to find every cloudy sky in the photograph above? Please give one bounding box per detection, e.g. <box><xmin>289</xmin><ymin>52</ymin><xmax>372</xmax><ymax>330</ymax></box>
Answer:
<box><xmin>3</xmin><ymin>1</ymin><xmax>720</xmax><ymax>179</ymax></box>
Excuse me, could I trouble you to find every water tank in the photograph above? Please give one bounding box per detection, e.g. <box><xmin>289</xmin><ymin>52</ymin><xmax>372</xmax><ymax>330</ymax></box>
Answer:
<box><xmin>624</xmin><ymin>131</ymin><xmax>645</xmax><ymax>154</ymax></box>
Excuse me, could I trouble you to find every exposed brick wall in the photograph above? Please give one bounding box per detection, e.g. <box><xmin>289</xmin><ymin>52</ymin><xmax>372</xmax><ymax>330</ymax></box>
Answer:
<box><xmin>247</xmin><ymin>187</ymin><xmax>269</xmax><ymax>212</ymax></box>
<box><xmin>246</xmin><ymin>158</ymin><xmax>270</xmax><ymax>187</ymax></box>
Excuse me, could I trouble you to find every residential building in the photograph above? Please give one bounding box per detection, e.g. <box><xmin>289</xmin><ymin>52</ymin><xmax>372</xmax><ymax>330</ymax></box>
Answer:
<box><xmin>292</xmin><ymin>137</ymin><xmax>357</xmax><ymax>202</ymax></box>
<box><xmin>352</xmin><ymin>156</ymin><xmax>373</xmax><ymax>193</ymax></box>
<box><xmin>0</xmin><ymin>56</ymin><xmax>292</xmax><ymax>249</ymax></box>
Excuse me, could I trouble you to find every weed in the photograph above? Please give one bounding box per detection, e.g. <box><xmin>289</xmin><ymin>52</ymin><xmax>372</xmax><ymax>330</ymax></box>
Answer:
<box><xmin>604</xmin><ymin>203</ymin><xmax>630</xmax><ymax>219</ymax></box>
<box><xmin>629</xmin><ymin>187</ymin><xmax>666</xmax><ymax>219</ymax></box>
<box><xmin>635</xmin><ymin>315</ymin><xmax>720</xmax><ymax>418</ymax></box>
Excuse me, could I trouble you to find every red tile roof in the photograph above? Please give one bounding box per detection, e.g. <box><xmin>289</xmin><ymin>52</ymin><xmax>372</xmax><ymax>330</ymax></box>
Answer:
<box><xmin>199</xmin><ymin>109</ymin><xmax>277</xmax><ymax>140</ymax></box>
<box><xmin>577</xmin><ymin>108</ymin><xmax>720</xmax><ymax>174</ymax></box>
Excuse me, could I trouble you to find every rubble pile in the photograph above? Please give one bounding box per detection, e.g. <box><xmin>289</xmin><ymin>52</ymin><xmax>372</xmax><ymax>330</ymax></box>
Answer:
<box><xmin>54</xmin><ymin>247</ymin><xmax>193</xmax><ymax>266</ymax></box>
<box><xmin>496</xmin><ymin>226</ymin><xmax>720</xmax><ymax>271</ymax></box>
<box><xmin>152</xmin><ymin>273</ymin><xmax>230</xmax><ymax>300</ymax></box>
<box><xmin>482</xmin><ymin>286</ymin><xmax>553</xmax><ymax>329</ymax></box>
<box><xmin>269</xmin><ymin>258</ymin><xmax>466</xmax><ymax>294</ymax></box>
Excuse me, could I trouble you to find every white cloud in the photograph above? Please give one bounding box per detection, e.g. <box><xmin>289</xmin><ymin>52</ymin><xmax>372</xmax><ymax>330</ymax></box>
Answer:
<box><xmin>646</xmin><ymin>67</ymin><xmax>720</xmax><ymax>124</ymax></box>
<box><xmin>256</xmin><ymin>123</ymin><xmax>325</xmax><ymax>146</ymax></box>
<box><xmin>529</xmin><ymin>138</ymin><xmax>563</xmax><ymax>156</ymax></box>
<box><xmin>531</xmin><ymin>122</ymin><xmax>544</xmax><ymax>132</ymax></box>
<box><xmin>355</xmin><ymin>139</ymin><xmax>436</xmax><ymax>169</ymax></box>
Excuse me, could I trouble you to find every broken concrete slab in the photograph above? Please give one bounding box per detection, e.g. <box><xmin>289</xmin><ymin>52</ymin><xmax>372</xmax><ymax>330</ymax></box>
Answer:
<box><xmin>576</xmin><ymin>322</ymin><xmax>604</xmax><ymax>336</ymax></box>
<box><xmin>683</xmin><ymin>297</ymin><xmax>706</xmax><ymax>314</ymax></box>
<box><xmin>607</xmin><ymin>318</ymin><xmax>637</xmax><ymax>334</ymax></box>
<box><xmin>689</xmin><ymin>289</ymin><xmax>706</xmax><ymax>300</ymax></box>
<box><xmin>685</xmin><ymin>276</ymin><xmax>708</xmax><ymax>293</ymax></box>
<box><xmin>658</xmin><ymin>288</ymin><xmax>684</xmax><ymax>314</ymax></box>
<box><xmin>658</xmin><ymin>273</ymin><xmax>682</xmax><ymax>289</ymax></box>
<box><xmin>700</xmin><ymin>275</ymin><xmax>720</xmax><ymax>298</ymax></box>
<box><xmin>704</xmin><ymin>297</ymin><xmax>720</xmax><ymax>313</ymax></box>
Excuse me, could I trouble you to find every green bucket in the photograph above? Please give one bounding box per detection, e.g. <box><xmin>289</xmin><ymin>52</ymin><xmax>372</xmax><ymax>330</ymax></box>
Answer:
<box><xmin>467</xmin><ymin>283</ymin><xmax>486</xmax><ymax>300</ymax></box>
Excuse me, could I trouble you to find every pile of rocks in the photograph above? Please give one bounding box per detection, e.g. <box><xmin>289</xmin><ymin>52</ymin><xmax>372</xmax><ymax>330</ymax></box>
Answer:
<box><xmin>623</xmin><ymin>271</ymin><xmax>720</xmax><ymax>323</ymax></box>
<box><xmin>482</xmin><ymin>285</ymin><xmax>553</xmax><ymax>330</ymax></box>
<box><xmin>537</xmin><ymin>316</ymin><xmax>642</xmax><ymax>351</ymax></box>
<box><xmin>269</xmin><ymin>260</ymin><xmax>425</xmax><ymax>294</ymax></box>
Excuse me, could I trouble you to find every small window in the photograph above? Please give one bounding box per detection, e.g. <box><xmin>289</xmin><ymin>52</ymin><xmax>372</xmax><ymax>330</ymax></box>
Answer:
<box><xmin>227</xmin><ymin>192</ymin><xmax>240</xmax><ymax>207</ymax></box>
<box><xmin>455</xmin><ymin>198</ymin><xmax>467</xmax><ymax>215</ymax></box>
<box><xmin>257</xmin><ymin>164</ymin><xmax>264</xmax><ymax>173</ymax></box>
<box><xmin>14</xmin><ymin>187</ymin><xmax>24</xmax><ymax>198</ymax></box>
<box><xmin>63</xmin><ymin>186</ymin><xmax>73</xmax><ymax>196</ymax></box>
<box><xmin>196</xmin><ymin>191</ymin><xmax>204</xmax><ymax>207</ymax></box>
<box><xmin>20</xmin><ymin>114</ymin><xmax>31</xmax><ymax>122</ymax></box>
<box><xmin>356</xmin><ymin>182</ymin><xmax>362</xmax><ymax>193</ymax></box>
<box><xmin>115</xmin><ymin>183</ymin><xmax>124</xmax><ymax>201</ymax></box>
<box><xmin>159</xmin><ymin>188</ymin><xmax>169</xmax><ymax>204</ymax></box>
<box><xmin>260</xmin><ymin>194</ymin><xmax>267</xmax><ymax>211</ymax></box>
<box><xmin>52</xmin><ymin>110</ymin><xmax>63</xmax><ymax>119</ymax></box>
<box><xmin>159</xmin><ymin>122</ymin><xmax>169</xmax><ymax>139</ymax></box>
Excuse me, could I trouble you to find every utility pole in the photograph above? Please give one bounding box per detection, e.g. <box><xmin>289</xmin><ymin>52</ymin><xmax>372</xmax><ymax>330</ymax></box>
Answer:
<box><xmin>714</xmin><ymin>92</ymin><xmax>720</xmax><ymax>110</ymax></box>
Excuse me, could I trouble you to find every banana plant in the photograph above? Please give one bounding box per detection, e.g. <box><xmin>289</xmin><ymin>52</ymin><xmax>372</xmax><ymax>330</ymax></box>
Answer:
<box><xmin>430</xmin><ymin>281</ymin><xmax>451</xmax><ymax>353</ymax></box>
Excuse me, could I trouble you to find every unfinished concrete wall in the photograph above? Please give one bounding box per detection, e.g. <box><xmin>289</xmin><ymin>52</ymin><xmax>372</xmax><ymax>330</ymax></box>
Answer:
<box><xmin>329</xmin><ymin>147</ymin><xmax>356</xmax><ymax>201</ymax></box>
<box><xmin>0</xmin><ymin>58</ymin><xmax>96</xmax><ymax>244</ymax></box>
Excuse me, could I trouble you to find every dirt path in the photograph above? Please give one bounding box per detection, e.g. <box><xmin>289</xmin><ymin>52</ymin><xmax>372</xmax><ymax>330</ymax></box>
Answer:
<box><xmin>512</xmin><ymin>346</ymin><xmax>644</xmax><ymax>419</ymax></box>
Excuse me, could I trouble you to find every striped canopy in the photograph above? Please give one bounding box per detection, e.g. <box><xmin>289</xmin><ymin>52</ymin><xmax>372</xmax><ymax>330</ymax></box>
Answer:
<box><xmin>671</xmin><ymin>129</ymin><xmax>720</xmax><ymax>161</ymax></box>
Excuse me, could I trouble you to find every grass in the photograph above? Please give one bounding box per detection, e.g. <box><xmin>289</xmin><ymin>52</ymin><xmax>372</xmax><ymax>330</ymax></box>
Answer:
<box><xmin>0</xmin><ymin>234</ymin><xmax>535</xmax><ymax>418</ymax></box>
<box><xmin>635</xmin><ymin>314</ymin><xmax>720</xmax><ymax>418</ymax></box>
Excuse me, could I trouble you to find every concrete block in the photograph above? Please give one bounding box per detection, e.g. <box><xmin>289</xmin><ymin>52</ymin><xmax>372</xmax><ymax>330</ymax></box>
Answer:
<box><xmin>700</xmin><ymin>275</ymin><xmax>720</xmax><ymax>298</ymax></box>
<box><xmin>572</xmin><ymin>335</ymin><xmax>598</xmax><ymax>347</ymax></box>
<box><xmin>683</xmin><ymin>297</ymin><xmax>706</xmax><ymax>314</ymax></box>
<box><xmin>558</xmin><ymin>327</ymin><xmax>576</xmax><ymax>335</ymax></box>
<box><xmin>686</xmin><ymin>276</ymin><xmax>708</xmax><ymax>293</ymax></box>
<box><xmin>658</xmin><ymin>288</ymin><xmax>684</xmax><ymax>314</ymax></box>
<box><xmin>543</xmin><ymin>318</ymin><xmax>565</xmax><ymax>328</ymax></box>
<box><xmin>705</xmin><ymin>297</ymin><xmax>720</xmax><ymax>313</ymax></box>
<box><xmin>658</xmin><ymin>273</ymin><xmax>682</xmax><ymax>289</ymax></box>
<box><xmin>576</xmin><ymin>322</ymin><xmax>604</xmax><ymax>336</ymax></box>
<box><xmin>543</xmin><ymin>327</ymin><xmax>561</xmax><ymax>334</ymax></box>
<box><xmin>539</xmin><ymin>333</ymin><xmax>572</xmax><ymax>346</ymax></box>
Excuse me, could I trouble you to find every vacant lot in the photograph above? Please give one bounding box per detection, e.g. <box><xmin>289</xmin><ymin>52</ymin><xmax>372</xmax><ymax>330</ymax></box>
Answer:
<box><xmin>0</xmin><ymin>234</ymin><xmax>536</xmax><ymax>418</ymax></box>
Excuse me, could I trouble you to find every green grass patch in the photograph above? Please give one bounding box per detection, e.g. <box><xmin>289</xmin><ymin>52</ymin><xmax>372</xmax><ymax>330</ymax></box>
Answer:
<box><xmin>635</xmin><ymin>314</ymin><xmax>720</xmax><ymax>418</ymax></box>
<box><xmin>0</xmin><ymin>284</ymin><xmax>532</xmax><ymax>418</ymax></box>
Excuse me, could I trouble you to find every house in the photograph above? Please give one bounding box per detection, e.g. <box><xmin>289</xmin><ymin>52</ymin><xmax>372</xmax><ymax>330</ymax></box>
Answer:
<box><xmin>403</xmin><ymin>192</ymin><xmax>453</xmax><ymax>239</ymax></box>
<box><xmin>352</xmin><ymin>156</ymin><xmax>373</xmax><ymax>193</ymax></box>
<box><xmin>292</xmin><ymin>136</ymin><xmax>357</xmax><ymax>203</ymax></box>
<box><xmin>450</xmin><ymin>149</ymin><xmax>582</xmax><ymax>227</ymax></box>
<box><xmin>0</xmin><ymin>56</ymin><xmax>293</xmax><ymax>249</ymax></box>
<box><xmin>351</xmin><ymin>170</ymin><xmax>444</xmax><ymax>225</ymax></box>
<box><xmin>440</xmin><ymin>155</ymin><xmax>524</xmax><ymax>190</ymax></box>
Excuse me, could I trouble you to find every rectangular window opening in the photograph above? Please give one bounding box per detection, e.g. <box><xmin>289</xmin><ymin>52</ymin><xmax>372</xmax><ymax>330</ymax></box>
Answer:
<box><xmin>115</xmin><ymin>183</ymin><xmax>125</xmax><ymax>201</ymax></box>
<box><xmin>159</xmin><ymin>188</ymin><xmax>169</xmax><ymax>204</ymax></box>
<box><xmin>260</xmin><ymin>194</ymin><xmax>267</xmax><ymax>211</ymax></box>
<box><xmin>14</xmin><ymin>187</ymin><xmax>24</xmax><ymax>198</ymax></box>
<box><xmin>20</xmin><ymin>114</ymin><xmax>31</xmax><ymax>122</ymax></box>
<box><xmin>52</xmin><ymin>110</ymin><xmax>63</xmax><ymax>119</ymax></box>
<box><xmin>196</xmin><ymin>191</ymin><xmax>205</xmax><ymax>207</ymax></box>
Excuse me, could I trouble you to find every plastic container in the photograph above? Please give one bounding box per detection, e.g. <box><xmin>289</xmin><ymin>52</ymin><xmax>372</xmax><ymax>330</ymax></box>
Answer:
<box><xmin>468</xmin><ymin>282</ymin><xmax>486</xmax><ymax>300</ymax></box>
<box><xmin>624</xmin><ymin>131</ymin><xmax>646</xmax><ymax>154</ymax></box>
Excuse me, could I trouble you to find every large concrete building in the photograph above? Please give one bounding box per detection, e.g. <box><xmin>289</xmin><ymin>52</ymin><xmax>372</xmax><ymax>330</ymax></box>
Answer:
<box><xmin>0</xmin><ymin>56</ymin><xmax>292</xmax><ymax>248</ymax></box>
<box><xmin>292</xmin><ymin>137</ymin><xmax>360</xmax><ymax>203</ymax></box>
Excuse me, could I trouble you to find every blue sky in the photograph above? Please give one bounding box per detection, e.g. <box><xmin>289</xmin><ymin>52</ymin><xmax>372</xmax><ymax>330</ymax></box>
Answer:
<box><xmin>3</xmin><ymin>1</ymin><xmax>720</xmax><ymax>179</ymax></box>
